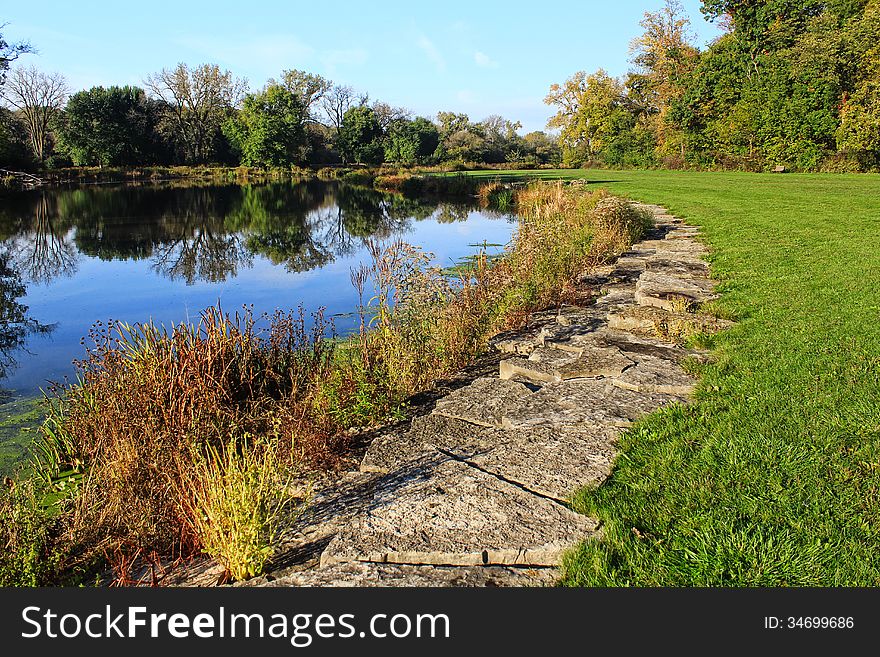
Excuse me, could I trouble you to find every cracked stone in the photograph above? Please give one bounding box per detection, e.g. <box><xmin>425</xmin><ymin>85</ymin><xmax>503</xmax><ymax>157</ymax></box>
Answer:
<box><xmin>610</xmin><ymin>354</ymin><xmax>697</xmax><ymax>396</ymax></box>
<box><xmin>635</xmin><ymin>271</ymin><xmax>718</xmax><ymax>311</ymax></box>
<box><xmin>461</xmin><ymin>425</ymin><xmax>620</xmax><ymax>502</ymax></box>
<box><xmin>320</xmin><ymin>454</ymin><xmax>599</xmax><ymax>567</ymax></box>
<box><xmin>431</xmin><ymin>376</ymin><xmax>533</xmax><ymax>427</ymax></box>
<box><xmin>499</xmin><ymin>346</ymin><xmax>634</xmax><ymax>384</ymax></box>
<box><xmin>361</xmin><ymin>414</ymin><xmax>490</xmax><ymax>474</ymax></box>
<box><xmin>247</xmin><ymin>561</ymin><xmax>557</xmax><ymax>587</ymax></box>
<box><xmin>501</xmin><ymin>379</ymin><xmax>685</xmax><ymax>430</ymax></box>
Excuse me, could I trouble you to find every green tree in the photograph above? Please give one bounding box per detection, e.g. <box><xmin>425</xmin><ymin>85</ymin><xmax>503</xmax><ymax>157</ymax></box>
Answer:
<box><xmin>337</xmin><ymin>105</ymin><xmax>384</xmax><ymax>165</ymax></box>
<box><xmin>144</xmin><ymin>63</ymin><xmax>247</xmax><ymax>163</ymax></box>
<box><xmin>545</xmin><ymin>69</ymin><xmax>629</xmax><ymax>164</ymax></box>
<box><xmin>384</xmin><ymin>117</ymin><xmax>439</xmax><ymax>164</ymax></box>
<box><xmin>836</xmin><ymin>0</ymin><xmax>880</xmax><ymax>168</ymax></box>
<box><xmin>56</xmin><ymin>86</ymin><xmax>161</xmax><ymax>166</ymax></box>
<box><xmin>223</xmin><ymin>84</ymin><xmax>307</xmax><ymax>167</ymax></box>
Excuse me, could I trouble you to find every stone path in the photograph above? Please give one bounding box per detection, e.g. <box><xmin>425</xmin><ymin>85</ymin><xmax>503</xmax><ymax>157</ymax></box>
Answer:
<box><xmin>240</xmin><ymin>203</ymin><xmax>731</xmax><ymax>588</ymax></box>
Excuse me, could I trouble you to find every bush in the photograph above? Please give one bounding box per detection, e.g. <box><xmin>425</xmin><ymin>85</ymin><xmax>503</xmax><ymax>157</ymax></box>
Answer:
<box><xmin>0</xmin><ymin>480</ymin><xmax>61</xmax><ymax>586</ymax></box>
<box><xmin>39</xmin><ymin>306</ymin><xmax>335</xmax><ymax>562</ymax></box>
<box><xmin>179</xmin><ymin>438</ymin><xmax>297</xmax><ymax>582</ymax></box>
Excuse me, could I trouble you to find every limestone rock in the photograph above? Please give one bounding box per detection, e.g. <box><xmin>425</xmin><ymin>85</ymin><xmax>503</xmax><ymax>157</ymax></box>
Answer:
<box><xmin>249</xmin><ymin>561</ymin><xmax>557</xmax><ymax>587</ymax></box>
<box><xmin>501</xmin><ymin>379</ymin><xmax>684</xmax><ymax>430</ymax></box>
<box><xmin>321</xmin><ymin>454</ymin><xmax>599</xmax><ymax>567</ymax></box>
<box><xmin>635</xmin><ymin>271</ymin><xmax>718</xmax><ymax>312</ymax></box>
<box><xmin>431</xmin><ymin>376</ymin><xmax>533</xmax><ymax>427</ymax></box>
<box><xmin>462</xmin><ymin>425</ymin><xmax>620</xmax><ymax>502</ymax></box>
<box><xmin>361</xmin><ymin>414</ymin><xmax>489</xmax><ymax>474</ymax></box>
<box><xmin>610</xmin><ymin>355</ymin><xmax>697</xmax><ymax>396</ymax></box>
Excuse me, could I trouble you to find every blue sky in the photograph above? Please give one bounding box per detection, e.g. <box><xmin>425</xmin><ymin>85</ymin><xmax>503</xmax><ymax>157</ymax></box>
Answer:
<box><xmin>3</xmin><ymin>1</ymin><xmax>722</xmax><ymax>133</ymax></box>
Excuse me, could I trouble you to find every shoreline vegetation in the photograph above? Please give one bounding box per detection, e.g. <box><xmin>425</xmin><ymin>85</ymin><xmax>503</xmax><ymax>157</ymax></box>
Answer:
<box><xmin>0</xmin><ymin>180</ymin><xmax>651</xmax><ymax>586</ymax></box>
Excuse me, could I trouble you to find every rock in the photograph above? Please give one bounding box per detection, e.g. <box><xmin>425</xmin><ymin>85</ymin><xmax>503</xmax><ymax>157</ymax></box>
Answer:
<box><xmin>645</xmin><ymin>257</ymin><xmax>710</xmax><ymax>279</ymax></box>
<box><xmin>610</xmin><ymin>355</ymin><xmax>697</xmax><ymax>396</ymax></box>
<box><xmin>608</xmin><ymin>304</ymin><xmax>731</xmax><ymax>340</ymax></box>
<box><xmin>635</xmin><ymin>271</ymin><xmax>718</xmax><ymax>312</ymax></box>
<box><xmin>499</xmin><ymin>346</ymin><xmax>634</xmax><ymax>384</ymax></box>
<box><xmin>431</xmin><ymin>376</ymin><xmax>533</xmax><ymax>428</ymax></box>
<box><xmin>248</xmin><ymin>561</ymin><xmax>557</xmax><ymax>587</ymax></box>
<box><xmin>501</xmin><ymin>379</ymin><xmax>685</xmax><ymax>430</ymax></box>
<box><xmin>499</xmin><ymin>357</ymin><xmax>560</xmax><ymax>384</ymax></box>
<box><xmin>320</xmin><ymin>454</ymin><xmax>599</xmax><ymax>567</ymax></box>
<box><xmin>637</xmin><ymin>239</ymin><xmax>709</xmax><ymax>257</ymax></box>
<box><xmin>361</xmin><ymin>414</ymin><xmax>490</xmax><ymax>474</ymax></box>
<box><xmin>461</xmin><ymin>425</ymin><xmax>620</xmax><ymax>502</ymax></box>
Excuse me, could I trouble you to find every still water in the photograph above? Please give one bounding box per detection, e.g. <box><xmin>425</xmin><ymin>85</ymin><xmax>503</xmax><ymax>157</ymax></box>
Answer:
<box><xmin>0</xmin><ymin>180</ymin><xmax>516</xmax><ymax>397</ymax></box>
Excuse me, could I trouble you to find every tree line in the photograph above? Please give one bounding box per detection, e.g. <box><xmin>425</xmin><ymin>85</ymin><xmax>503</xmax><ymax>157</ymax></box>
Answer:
<box><xmin>546</xmin><ymin>0</ymin><xmax>880</xmax><ymax>171</ymax></box>
<box><xmin>0</xmin><ymin>41</ymin><xmax>560</xmax><ymax>171</ymax></box>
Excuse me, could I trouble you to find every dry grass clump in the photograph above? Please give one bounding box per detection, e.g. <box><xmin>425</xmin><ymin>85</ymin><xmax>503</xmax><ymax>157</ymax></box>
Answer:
<box><xmin>39</xmin><ymin>305</ymin><xmax>330</xmax><ymax>580</ymax></box>
<box><xmin>352</xmin><ymin>181</ymin><xmax>652</xmax><ymax>399</ymax></box>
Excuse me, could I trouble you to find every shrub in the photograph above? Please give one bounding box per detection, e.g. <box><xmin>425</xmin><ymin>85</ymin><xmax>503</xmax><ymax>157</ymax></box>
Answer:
<box><xmin>178</xmin><ymin>437</ymin><xmax>297</xmax><ymax>582</ymax></box>
<box><xmin>0</xmin><ymin>479</ymin><xmax>61</xmax><ymax>586</ymax></box>
<box><xmin>38</xmin><ymin>306</ymin><xmax>336</xmax><ymax>563</ymax></box>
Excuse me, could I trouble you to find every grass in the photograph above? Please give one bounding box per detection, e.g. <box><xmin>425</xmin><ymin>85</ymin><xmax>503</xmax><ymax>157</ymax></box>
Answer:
<box><xmin>455</xmin><ymin>169</ymin><xmax>880</xmax><ymax>586</ymax></box>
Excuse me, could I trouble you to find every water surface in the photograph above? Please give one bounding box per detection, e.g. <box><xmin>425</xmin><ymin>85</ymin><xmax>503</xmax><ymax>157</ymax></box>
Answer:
<box><xmin>0</xmin><ymin>180</ymin><xmax>515</xmax><ymax>396</ymax></box>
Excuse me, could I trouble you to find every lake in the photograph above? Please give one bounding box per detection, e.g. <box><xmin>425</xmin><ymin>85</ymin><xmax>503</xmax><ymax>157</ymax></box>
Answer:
<box><xmin>0</xmin><ymin>180</ymin><xmax>517</xmax><ymax>398</ymax></box>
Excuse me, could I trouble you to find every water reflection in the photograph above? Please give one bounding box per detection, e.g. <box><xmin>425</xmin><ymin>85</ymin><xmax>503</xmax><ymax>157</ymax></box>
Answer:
<box><xmin>0</xmin><ymin>180</ymin><xmax>510</xmax><ymax>391</ymax></box>
<box><xmin>0</xmin><ymin>247</ymin><xmax>55</xmax><ymax>383</ymax></box>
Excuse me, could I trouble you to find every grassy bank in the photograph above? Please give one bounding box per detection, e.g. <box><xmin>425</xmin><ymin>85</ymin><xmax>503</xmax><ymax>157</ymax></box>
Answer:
<box><xmin>464</xmin><ymin>169</ymin><xmax>880</xmax><ymax>585</ymax></box>
<box><xmin>2</xmin><ymin>181</ymin><xmax>649</xmax><ymax>585</ymax></box>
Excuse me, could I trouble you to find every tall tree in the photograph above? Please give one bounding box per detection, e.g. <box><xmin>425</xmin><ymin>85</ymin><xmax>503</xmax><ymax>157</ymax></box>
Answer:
<box><xmin>630</xmin><ymin>0</ymin><xmax>700</xmax><ymax>155</ymax></box>
<box><xmin>1</xmin><ymin>65</ymin><xmax>67</xmax><ymax>163</ymax></box>
<box><xmin>320</xmin><ymin>84</ymin><xmax>367</xmax><ymax>131</ymax></box>
<box><xmin>222</xmin><ymin>84</ymin><xmax>307</xmax><ymax>167</ymax></box>
<box><xmin>144</xmin><ymin>63</ymin><xmax>247</xmax><ymax>163</ymax></box>
<box><xmin>337</xmin><ymin>105</ymin><xmax>384</xmax><ymax>164</ymax></box>
<box><xmin>371</xmin><ymin>101</ymin><xmax>412</xmax><ymax>131</ymax></box>
<box><xmin>276</xmin><ymin>69</ymin><xmax>331</xmax><ymax>121</ymax></box>
<box><xmin>545</xmin><ymin>69</ymin><xmax>627</xmax><ymax>164</ymax></box>
<box><xmin>56</xmin><ymin>86</ymin><xmax>161</xmax><ymax>166</ymax></box>
<box><xmin>384</xmin><ymin>117</ymin><xmax>439</xmax><ymax>164</ymax></box>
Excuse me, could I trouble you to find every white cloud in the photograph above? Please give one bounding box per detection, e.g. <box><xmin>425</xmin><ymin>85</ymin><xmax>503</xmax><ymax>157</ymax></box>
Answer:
<box><xmin>473</xmin><ymin>50</ymin><xmax>498</xmax><ymax>69</ymax></box>
<box><xmin>320</xmin><ymin>48</ymin><xmax>369</xmax><ymax>74</ymax></box>
<box><xmin>416</xmin><ymin>33</ymin><xmax>446</xmax><ymax>73</ymax></box>
<box><xmin>176</xmin><ymin>34</ymin><xmax>315</xmax><ymax>72</ymax></box>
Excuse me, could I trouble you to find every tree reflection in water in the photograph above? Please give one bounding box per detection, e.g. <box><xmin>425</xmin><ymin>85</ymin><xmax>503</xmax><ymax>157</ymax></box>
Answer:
<box><xmin>0</xmin><ymin>180</ymin><xmax>482</xmax><ymax>383</ymax></box>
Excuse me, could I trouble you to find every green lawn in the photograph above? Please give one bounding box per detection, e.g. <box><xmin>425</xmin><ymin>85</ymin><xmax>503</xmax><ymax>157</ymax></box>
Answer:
<box><xmin>469</xmin><ymin>169</ymin><xmax>880</xmax><ymax>585</ymax></box>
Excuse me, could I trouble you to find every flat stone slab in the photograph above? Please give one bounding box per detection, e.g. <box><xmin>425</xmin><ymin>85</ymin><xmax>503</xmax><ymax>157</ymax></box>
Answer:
<box><xmin>611</xmin><ymin>354</ymin><xmax>697</xmax><ymax>396</ymax></box>
<box><xmin>645</xmin><ymin>257</ymin><xmax>710</xmax><ymax>279</ymax></box>
<box><xmin>251</xmin><ymin>561</ymin><xmax>556</xmax><ymax>587</ymax></box>
<box><xmin>635</xmin><ymin>271</ymin><xmax>718</xmax><ymax>312</ymax></box>
<box><xmin>500</xmin><ymin>356</ymin><xmax>562</xmax><ymax>384</ymax></box>
<box><xmin>608</xmin><ymin>305</ymin><xmax>731</xmax><ymax>340</ymax></box>
<box><xmin>500</xmin><ymin>345</ymin><xmax>634</xmax><ymax>384</ymax></box>
<box><xmin>463</xmin><ymin>425</ymin><xmax>620</xmax><ymax>501</ymax></box>
<box><xmin>501</xmin><ymin>379</ymin><xmax>685</xmax><ymax>430</ymax></box>
<box><xmin>637</xmin><ymin>239</ymin><xmax>709</xmax><ymax>257</ymax></box>
<box><xmin>361</xmin><ymin>414</ymin><xmax>489</xmax><ymax>474</ymax></box>
<box><xmin>588</xmin><ymin>327</ymin><xmax>696</xmax><ymax>363</ymax></box>
<box><xmin>431</xmin><ymin>376</ymin><xmax>533</xmax><ymax>427</ymax></box>
<box><xmin>321</xmin><ymin>454</ymin><xmax>599</xmax><ymax>567</ymax></box>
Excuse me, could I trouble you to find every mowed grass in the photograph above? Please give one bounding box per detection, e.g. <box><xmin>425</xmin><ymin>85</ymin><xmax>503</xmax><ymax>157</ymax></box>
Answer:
<box><xmin>464</xmin><ymin>169</ymin><xmax>880</xmax><ymax>585</ymax></box>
